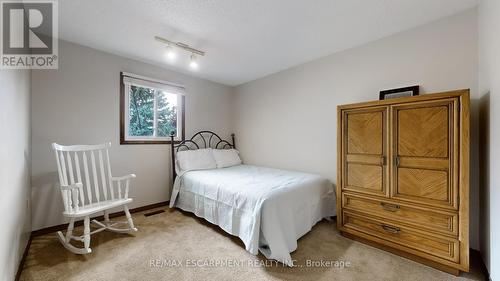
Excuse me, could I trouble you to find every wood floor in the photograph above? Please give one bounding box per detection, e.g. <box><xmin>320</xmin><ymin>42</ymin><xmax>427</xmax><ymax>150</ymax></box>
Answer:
<box><xmin>19</xmin><ymin>207</ymin><xmax>486</xmax><ymax>281</ymax></box>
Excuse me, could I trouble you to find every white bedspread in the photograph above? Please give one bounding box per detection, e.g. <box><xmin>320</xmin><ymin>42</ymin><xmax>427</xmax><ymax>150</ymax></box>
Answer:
<box><xmin>169</xmin><ymin>164</ymin><xmax>336</xmax><ymax>266</ymax></box>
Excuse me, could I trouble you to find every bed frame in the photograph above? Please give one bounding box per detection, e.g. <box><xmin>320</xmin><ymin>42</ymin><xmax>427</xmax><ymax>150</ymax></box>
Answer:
<box><xmin>169</xmin><ymin>131</ymin><xmax>235</xmax><ymax>183</ymax></box>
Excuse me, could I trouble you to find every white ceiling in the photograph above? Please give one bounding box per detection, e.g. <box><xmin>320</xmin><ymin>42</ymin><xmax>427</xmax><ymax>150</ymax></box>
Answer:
<box><xmin>59</xmin><ymin>0</ymin><xmax>479</xmax><ymax>86</ymax></box>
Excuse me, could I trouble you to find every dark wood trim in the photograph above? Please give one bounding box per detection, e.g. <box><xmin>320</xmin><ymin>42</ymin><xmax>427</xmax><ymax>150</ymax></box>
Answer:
<box><xmin>120</xmin><ymin>72</ymin><xmax>125</xmax><ymax>144</ymax></box>
<box><xmin>181</xmin><ymin>95</ymin><xmax>185</xmax><ymax>144</ymax></box>
<box><xmin>31</xmin><ymin>201</ymin><xmax>169</xmax><ymax>237</ymax></box>
<box><xmin>119</xmin><ymin>72</ymin><xmax>186</xmax><ymax>145</ymax></box>
<box><xmin>121</xmin><ymin>140</ymin><xmax>183</xmax><ymax>145</ymax></box>
<box><xmin>143</xmin><ymin>210</ymin><xmax>166</xmax><ymax>217</ymax></box>
<box><xmin>15</xmin><ymin>235</ymin><xmax>32</xmax><ymax>281</ymax></box>
<box><xmin>170</xmin><ymin>133</ymin><xmax>177</xmax><ymax>184</ymax></box>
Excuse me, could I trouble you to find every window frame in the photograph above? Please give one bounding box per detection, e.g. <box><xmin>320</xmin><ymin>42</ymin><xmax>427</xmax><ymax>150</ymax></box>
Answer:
<box><xmin>120</xmin><ymin>72</ymin><xmax>185</xmax><ymax>145</ymax></box>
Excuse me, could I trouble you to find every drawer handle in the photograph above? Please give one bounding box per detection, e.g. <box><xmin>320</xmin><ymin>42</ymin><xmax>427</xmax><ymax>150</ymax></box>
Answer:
<box><xmin>395</xmin><ymin>156</ymin><xmax>400</xmax><ymax>167</ymax></box>
<box><xmin>380</xmin><ymin>202</ymin><xmax>400</xmax><ymax>212</ymax></box>
<box><xmin>381</xmin><ymin>224</ymin><xmax>400</xmax><ymax>234</ymax></box>
<box><xmin>380</xmin><ymin>156</ymin><xmax>386</xmax><ymax>166</ymax></box>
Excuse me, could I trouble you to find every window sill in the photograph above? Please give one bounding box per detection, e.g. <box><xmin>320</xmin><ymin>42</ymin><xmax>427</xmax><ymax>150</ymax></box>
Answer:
<box><xmin>120</xmin><ymin>139</ymin><xmax>183</xmax><ymax>145</ymax></box>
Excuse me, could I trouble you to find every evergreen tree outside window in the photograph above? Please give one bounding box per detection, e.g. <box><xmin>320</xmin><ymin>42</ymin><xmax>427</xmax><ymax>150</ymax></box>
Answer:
<box><xmin>120</xmin><ymin>72</ymin><xmax>185</xmax><ymax>144</ymax></box>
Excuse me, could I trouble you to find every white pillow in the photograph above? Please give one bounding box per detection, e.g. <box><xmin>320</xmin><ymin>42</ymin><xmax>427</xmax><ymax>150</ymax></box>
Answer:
<box><xmin>176</xmin><ymin>148</ymin><xmax>217</xmax><ymax>172</ymax></box>
<box><xmin>212</xmin><ymin>149</ymin><xmax>242</xmax><ymax>168</ymax></box>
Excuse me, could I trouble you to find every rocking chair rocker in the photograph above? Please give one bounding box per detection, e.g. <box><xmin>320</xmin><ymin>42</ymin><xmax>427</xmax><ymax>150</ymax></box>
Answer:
<box><xmin>52</xmin><ymin>142</ymin><xmax>138</xmax><ymax>254</ymax></box>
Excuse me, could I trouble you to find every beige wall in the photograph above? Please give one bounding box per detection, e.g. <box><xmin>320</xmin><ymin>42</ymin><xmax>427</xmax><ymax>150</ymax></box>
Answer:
<box><xmin>478</xmin><ymin>0</ymin><xmax>500</xmax><ymax>278</ymax></box>
<box><xmin>31</xmin><ymin>40</ymin><xmax>233</xmax><ymax>231</ymax></box>
<box><xmin>233</xmin><ymin>10</ymin><xmax>480</xmax><ymax>249</ymax></box>
<box><xmin>0</xmin><ymin>70</ymin><xmax>32</xmax><ymax>281</ymax></box>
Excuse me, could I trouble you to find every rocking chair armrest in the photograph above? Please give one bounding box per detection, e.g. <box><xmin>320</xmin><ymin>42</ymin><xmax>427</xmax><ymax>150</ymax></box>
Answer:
<box><xmin>111</xmin><ymin>174</ymin><xmax>136</xmax><ymax>182</ymax></box>
<box><xmin>61</xmin><ymin>183</ymin><xmax>83</xmax><ymax>191</ymax></box>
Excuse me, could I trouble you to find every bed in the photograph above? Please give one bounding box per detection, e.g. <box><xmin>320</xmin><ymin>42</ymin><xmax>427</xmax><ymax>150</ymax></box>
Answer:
<box><xmin>168</xmin><ymin>131</ymin><xmax>336</xmax><ymax>266</ymax></box>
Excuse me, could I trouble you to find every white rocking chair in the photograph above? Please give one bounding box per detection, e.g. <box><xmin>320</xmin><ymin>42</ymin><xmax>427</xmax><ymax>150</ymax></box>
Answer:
<box><xmin>52</xmin><ymin>142</ymin><xmax>137</xmax><ymax>254</ymax></box>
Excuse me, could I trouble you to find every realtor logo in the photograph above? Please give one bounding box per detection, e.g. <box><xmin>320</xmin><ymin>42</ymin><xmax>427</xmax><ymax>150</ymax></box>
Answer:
<box><xmin>1</xmin><ymin>0</ymin><xmax>58</xmax><ymax>69</ymax></box>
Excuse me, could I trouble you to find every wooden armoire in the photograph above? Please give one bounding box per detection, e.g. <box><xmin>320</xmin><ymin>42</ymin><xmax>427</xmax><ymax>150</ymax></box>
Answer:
<box><xmin>336</xmin><ymin>89</ymin><xmax>469</xmax><ymax>275</ymax></box>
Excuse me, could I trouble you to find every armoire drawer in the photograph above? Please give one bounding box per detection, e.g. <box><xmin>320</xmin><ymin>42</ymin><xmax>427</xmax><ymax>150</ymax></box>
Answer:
<box><xmin>342</xmin><ymin>211</ymin><xmax>459</xmax><ymax>262</ymax></box>
<box><xmin>342</xmin><ymin>193</ymin><xmax>458</xmax><ymax>236</ymax></box>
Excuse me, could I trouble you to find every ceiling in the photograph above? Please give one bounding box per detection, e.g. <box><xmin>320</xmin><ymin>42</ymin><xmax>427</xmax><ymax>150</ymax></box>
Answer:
<box><xmin>59</xmin><ymin>0</ymin><xmax>479</xmax><ymax>86</ymax></box>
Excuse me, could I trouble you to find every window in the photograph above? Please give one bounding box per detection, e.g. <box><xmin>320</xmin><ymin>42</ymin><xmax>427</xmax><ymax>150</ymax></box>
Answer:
<box><xmin>120</xmin><ymin>72</ymin><xmax>185</xmax><ymax>144</ymax></box>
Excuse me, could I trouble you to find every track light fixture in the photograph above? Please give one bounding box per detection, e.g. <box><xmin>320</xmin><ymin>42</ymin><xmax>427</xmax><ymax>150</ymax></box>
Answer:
<box><xmin>155</xmin><ymin>36</ymin><xmax>205</xmax><ymax>70</ymax></box>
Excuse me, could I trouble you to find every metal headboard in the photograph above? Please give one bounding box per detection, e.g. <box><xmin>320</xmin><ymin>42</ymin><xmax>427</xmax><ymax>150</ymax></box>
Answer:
<box><xmin>169</xmin><ymin>131</ymin><xmax>235</xmax><ymax>183</ymax></box>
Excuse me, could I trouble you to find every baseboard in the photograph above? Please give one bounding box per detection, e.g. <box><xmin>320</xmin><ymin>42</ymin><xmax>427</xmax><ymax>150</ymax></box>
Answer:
<box><xmin>15</xmin><ymin>235</ymin><xmax>32</xmax><ymax>281</ymax></box>
<box><xmin>31</xmin><ymin>201</ymin><xmax>169</xmax><ymax>237</ymax></box>
<box><xmin>470</xmin><ymin>248</ymin><xmax>490</xmax><ymax>281</ymax></box>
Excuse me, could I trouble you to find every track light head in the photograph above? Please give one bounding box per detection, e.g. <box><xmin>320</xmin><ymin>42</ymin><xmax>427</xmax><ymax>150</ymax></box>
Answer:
<box><xmin>165</xmin><ymin>44</ymin><xmax>176</xmax><ymax>60</ymax></box>
<box><xmin>189</xmin><ymin>53</ymin><xmax>199</xmax><ymax>70</ymax></box>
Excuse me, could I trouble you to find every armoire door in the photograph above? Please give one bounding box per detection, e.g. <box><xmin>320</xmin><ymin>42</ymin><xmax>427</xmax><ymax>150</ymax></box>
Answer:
<box><xmin>391</xmin><ymin>99</ymin><xmax>459</xmax><ymax>210</ymax></box>
<box><xmin>342</xmin><ymin>107</ymin><xmax>389</xmax><ymax>197</ymax></box>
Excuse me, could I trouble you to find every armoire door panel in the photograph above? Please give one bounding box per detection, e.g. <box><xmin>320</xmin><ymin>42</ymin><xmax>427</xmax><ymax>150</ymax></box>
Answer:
<box><xmin>392</xmin><ymin>99</ymin><xmax>458</xmax><ymax>209</ymax></box>
<box><xmin>347</xmin><ymin>111</ymin><xmax>383</xmax><ymax>155</ymax></box>
<box><xmin>397</xmin><ymin>168</ymin><xmax>449</xmax><ymax>202</ymax></box>
<box><xmin>398</xmin><ymin>106</ymin><xmax>449</xmax><ymax>158</ymax></box>
<box><xmin>343</xmin><ymin>107</ymin><xmax>388</xmax><ymax>197</ymax></box>
<box><xmin>347</xmin><ymin>163</ymin><xmax>382</xmax><ymax>191</ymax></box>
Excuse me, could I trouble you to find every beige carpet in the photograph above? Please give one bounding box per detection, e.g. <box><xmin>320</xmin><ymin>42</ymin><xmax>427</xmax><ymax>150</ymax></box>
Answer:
<box><xmin>20</xmin><ymin>207</ymin><xmax>485</xmax><ymax>281</ymax></box>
